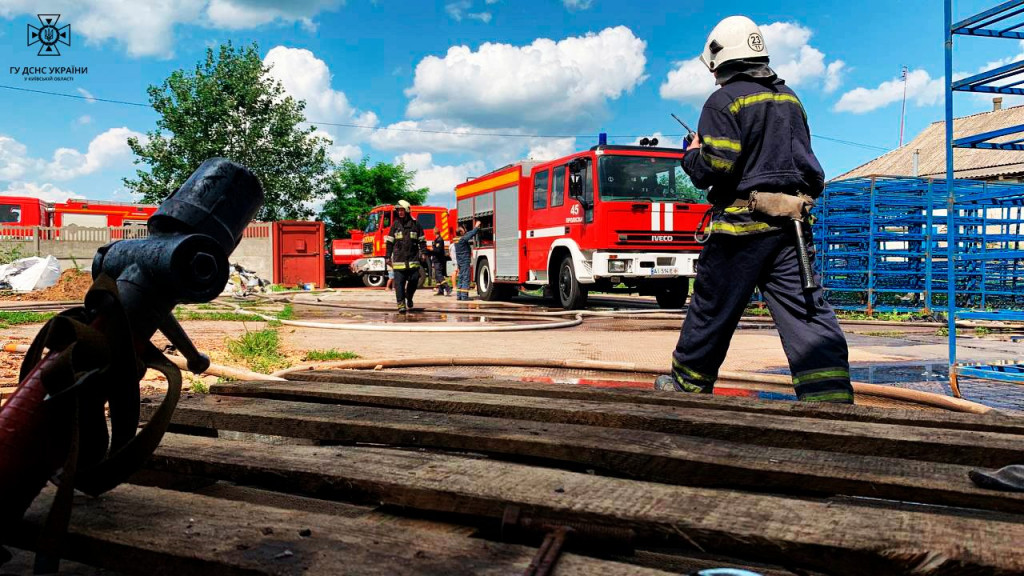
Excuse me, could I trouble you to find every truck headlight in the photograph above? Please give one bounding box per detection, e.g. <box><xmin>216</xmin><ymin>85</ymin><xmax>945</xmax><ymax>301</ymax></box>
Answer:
<box><xmin>608</xmin><ymin>259</ymin><xmax>627</xmax><ymax>273</ymax></box>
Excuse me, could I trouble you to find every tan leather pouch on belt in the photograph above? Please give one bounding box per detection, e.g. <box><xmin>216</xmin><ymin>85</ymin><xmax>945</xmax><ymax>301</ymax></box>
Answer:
<box><xmin>748</xmin><ymin>191</ymin><xmax>815</xmax><ymax>220</ymax></box>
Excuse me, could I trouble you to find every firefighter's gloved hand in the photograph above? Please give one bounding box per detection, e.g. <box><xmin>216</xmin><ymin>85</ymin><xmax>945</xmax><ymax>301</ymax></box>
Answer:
<box><xmin>748</xmin><ymin>191</ymin><xmax>815</xmax><ymax>220</ymax></box>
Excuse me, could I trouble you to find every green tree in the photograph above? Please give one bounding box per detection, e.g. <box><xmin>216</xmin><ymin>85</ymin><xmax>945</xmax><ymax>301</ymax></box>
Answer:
<box><xmin>123</xmin><ymin>42</ymin><xmax>332</xmax><ymax>221</ymax></box>
<box><xmin>321</xmin><ymin>158</ymin><xmax>430</xmax><ymax>240</ymax></box>
<box><xmin>658</xmin><ymin>173</ymin><xmax>707</xmax><ymax>203</ymax></box>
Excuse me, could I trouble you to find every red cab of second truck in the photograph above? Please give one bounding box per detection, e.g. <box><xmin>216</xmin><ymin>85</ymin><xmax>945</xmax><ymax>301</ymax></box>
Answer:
<box><xmin>333</xmin><ymin>204</ymin><xmax>455</xmax><ymax>287</ymax></box>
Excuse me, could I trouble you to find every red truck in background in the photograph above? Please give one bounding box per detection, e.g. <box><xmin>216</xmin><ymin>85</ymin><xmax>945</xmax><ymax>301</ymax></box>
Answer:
<box><xmin>455</xmin><ymin>143</ymin><xmax>709</xmax><ymax>309</ymax></box>
<box><xmin>332</xmin><ymin>204</ymin><xmax>455</xmax><ymax>287</ymax></box>
<box><xmin>1</xmin><ymin>196</ymin><xmax>158</xmax><ymax>241</ymax></box>
<box><xmin>53</xmin><ymin>199</ymin><xmax>157</xmax><ymax>228</ymax></box>
<box><xmin>0</xmin><ymin>196</ymin><xmax>158</xmax><ymax>229</ymax></box>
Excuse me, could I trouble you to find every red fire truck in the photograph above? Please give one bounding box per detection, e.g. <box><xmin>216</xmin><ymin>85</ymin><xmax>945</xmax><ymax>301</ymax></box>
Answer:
<box><xmin>53</xmin><ymin>199</ymin><xmax>158</xmax><ymax>228</ymax></box>
<box><xmin>0</xmin><ymin>196</ymin><xmax>158</xmax><ymax>229</ymax></box>
<box><xmin>455</xmin><ymin>144</ymin><xmax>709</xmax><ymax>309</ymax></box>
<box><xmin>338</xmin><ymin>204</ymin><xmax>455</xmax><ymax>287</ymax></box>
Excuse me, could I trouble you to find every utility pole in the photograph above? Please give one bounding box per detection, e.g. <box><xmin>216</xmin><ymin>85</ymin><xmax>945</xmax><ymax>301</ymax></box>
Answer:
<box><xmin>899</xmin><ymin>65</ymin><xmax>909</xmax><ymax>147</ymax></box>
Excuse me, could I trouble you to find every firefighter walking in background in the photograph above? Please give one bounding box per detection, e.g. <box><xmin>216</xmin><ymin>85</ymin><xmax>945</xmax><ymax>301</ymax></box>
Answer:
<box><xmin>385</xmin><ymin>200</ymin><xmax>427</xmax><ymax>314</ymax></box>
<box><xmin>430</xmin><ymin>227</ymin><xmax>452</xmax><ymax>296</ymax></box>
<box><xmin>655</xmin><ymin>16</ymin><xmax>854</xmax><ymax>404</ymax></box>
<box><xmin>454</xmin><ymin>220</ymin><xmax>481</xmax><ymax>301</ymax></box>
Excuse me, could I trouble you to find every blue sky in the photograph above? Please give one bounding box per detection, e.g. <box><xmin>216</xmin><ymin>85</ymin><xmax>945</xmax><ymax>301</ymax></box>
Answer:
<box><xmin>0</xmin><ymin>0</ymin><xmax>1021</xmax><ymax>208</ymax></box>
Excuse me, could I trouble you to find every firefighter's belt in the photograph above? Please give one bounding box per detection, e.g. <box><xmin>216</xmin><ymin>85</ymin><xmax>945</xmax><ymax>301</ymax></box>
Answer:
<box><xmin>725</xmin><ymin>191</ymin><xmax>815</xmax><ymax>221</ymax></box>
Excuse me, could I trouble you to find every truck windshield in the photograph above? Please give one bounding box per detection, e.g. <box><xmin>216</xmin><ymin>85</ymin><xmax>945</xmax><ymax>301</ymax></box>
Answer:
<box><xmin>598</xmin><ymin>156</ymin><xmax>706</xmax><ymax>203</ymax></box>
<box><xmin>364</xmin><ymin>212</ymin><xmax>380</xmax><ymax>233</ymax></box>
<box><xmin>0</xmin><ymin>204</ymin><xmax>21</xmax><ymax>224</ymax></box>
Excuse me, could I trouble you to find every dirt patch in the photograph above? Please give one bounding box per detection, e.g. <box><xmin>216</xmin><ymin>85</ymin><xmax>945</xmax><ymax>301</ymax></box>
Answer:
<box><xmin>0</xmin><ymin>269</ymin><xmax>92</xmax><ymax>302</ymax></box>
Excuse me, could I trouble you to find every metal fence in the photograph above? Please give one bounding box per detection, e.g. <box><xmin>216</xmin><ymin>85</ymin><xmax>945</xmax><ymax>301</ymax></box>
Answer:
<box><xmin>814</xmin><ymin>176</ymin><xmax>1024</xmax><ymax>314</ymax></box>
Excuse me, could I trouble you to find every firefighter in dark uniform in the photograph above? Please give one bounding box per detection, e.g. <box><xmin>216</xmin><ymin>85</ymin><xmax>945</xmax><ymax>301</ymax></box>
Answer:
<box><xmin>429</xmin><ymin>227</ymin><xmax>452</xmax><ymax>296</ymax></box>
<box><xmin>385</xmin><ymin>200</ymin><xmax>426</xmax><ymax>314</ymax></box>
<box><xmin>655</xmin><ymin>16</ymin><xmax>854</xmax><ymax>404</ymax></box>
<box><xmin>454</xmin><ymin>220</ymin><xmax>481</xmax><ymax>301</ymax></box>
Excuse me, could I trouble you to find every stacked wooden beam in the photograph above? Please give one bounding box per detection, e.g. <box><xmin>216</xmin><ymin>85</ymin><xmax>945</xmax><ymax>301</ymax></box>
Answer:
<box><xmin>9</xmin><ymin>370</ymin><xmax>1024</xmax><ymax>575</ymax></box>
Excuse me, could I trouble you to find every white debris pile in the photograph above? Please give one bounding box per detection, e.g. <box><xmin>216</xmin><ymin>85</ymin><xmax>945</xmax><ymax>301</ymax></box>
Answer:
<box><xmin>223</xmin><ymin>263</ymin><xmax>269</xmax><ymax>296</ymax></box>
<box><xmin>0</xmin><ymin>256</ymin><xmax>62</xmax><ymax>292</ymax></box>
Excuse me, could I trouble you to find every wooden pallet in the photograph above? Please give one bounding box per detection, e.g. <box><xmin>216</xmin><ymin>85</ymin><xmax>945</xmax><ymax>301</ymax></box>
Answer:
<box><xmin>9</xmin><ymin>369</ymin><xmax>1024</xmax><ymax>575</ymax></box>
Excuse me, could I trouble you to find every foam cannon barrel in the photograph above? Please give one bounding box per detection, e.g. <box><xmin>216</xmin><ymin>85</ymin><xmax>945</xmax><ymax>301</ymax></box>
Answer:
<box><xmin>92</xmin><ymin>158</ymin><xmax>264</xmax><ymax>344</ymax></box>
<box><xmin>0</xmin><ymin>158</ymin><xmax>264</xmax><ymax>560</ymax></box>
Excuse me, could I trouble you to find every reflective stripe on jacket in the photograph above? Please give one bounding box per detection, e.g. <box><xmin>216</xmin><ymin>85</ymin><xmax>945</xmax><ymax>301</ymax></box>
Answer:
<box><xmin>683</xmin><ymin>75</ymin><xmax>824</xmax><ymax>236</ymax></box>
<box><xmin>386</xmin><ymin>216</ymin><xmax>426</xmax><ymax>269</ymax></box>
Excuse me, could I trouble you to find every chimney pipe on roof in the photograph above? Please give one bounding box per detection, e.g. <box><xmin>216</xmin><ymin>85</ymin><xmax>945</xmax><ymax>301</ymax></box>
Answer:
<box><xmin>994</xmin><ymin>97</ymin><xmax>1003</xmax><ymax>111</ymax></box>
<box><xmin>913</xmin><ymin>149</ymin><xmax>920</xmax><ymax>177</ymax></box>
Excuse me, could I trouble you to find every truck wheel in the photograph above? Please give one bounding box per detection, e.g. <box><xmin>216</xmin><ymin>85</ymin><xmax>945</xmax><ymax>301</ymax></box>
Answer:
<box><xmin>655</xmin><ymin>282</ymin><xmax>689</xmax><ymax>309</ymax></box>
<box><xmin>476</xmin><ymin>259</ymin><xmax>498</xmax><ymax>300</ymax></box>
<box><xmin>362</xmin><ymin>273</ymin><xmax>386</xmax><ymax>288</ymax></box>
<box><xmin>556</xmin><ymin>255</ymin><xmax>588</xmax><ymax>310</ymax></box>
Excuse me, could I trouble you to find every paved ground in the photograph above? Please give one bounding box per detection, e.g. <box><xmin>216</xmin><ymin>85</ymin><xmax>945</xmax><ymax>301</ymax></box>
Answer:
<box><xmin>3</xmin><ymin>286</ymin><xmax>1023</xmax><ymax>411</ymax></box>
<box><xmin>278</xmin><ymin>288</ymin><xmax>1024</xmax><ymax>411</ymax></box>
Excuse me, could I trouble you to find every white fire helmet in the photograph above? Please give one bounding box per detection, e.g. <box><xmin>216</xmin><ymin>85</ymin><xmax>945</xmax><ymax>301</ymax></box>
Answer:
<box><xmin>397</xmin><ymin>199</ymin><xmax>411</xmax><ymax>211</ymax></box>
<box><xmin>699</xmin><ymin>16</ymin><xmax>769</xmax><ymax>73</ymax></box>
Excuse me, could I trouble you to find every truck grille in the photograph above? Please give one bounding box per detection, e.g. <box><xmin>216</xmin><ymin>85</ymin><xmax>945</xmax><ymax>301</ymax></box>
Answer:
<box><xmin>615</xmin><ymin>231</ymin><xmax>701</xmax><ymax>250</ymax></box>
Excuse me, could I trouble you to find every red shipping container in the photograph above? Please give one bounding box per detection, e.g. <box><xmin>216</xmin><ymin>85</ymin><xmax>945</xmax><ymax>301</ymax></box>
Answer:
<box><xmin>273</xmin><ymin>221</ymin><xmax>325</xmax><ymax>288</ymax></box>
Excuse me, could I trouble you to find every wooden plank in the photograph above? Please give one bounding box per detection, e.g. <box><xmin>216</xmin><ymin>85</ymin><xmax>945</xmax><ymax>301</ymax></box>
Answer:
<box><xmin>206</xmin><ymin>382</ymin><xmax>1024</xmax><ymax>467</ymax></box>
<box><xmin>288</xmin><ymin>370</ymin><xmax>1024</xmax><ymax>434</ymax></box>
<box><xmin>159</xmin><ymin>482</ymin><xmax>793</xmax><ymax>576</ymax></box>
<box><xmin>143</xmin><ymin>398</ymin><xmax>1024</xmax><ymax>512</ymax></box>
<box><xmin>2</xmin><ymin>547</ymin><xmax>127</xmax><ymax>575</ymax></box>
<box><xmin>10</xmin><ymin>484</ymin><xmax>671</xmax><ymax>576</ymax></box>
<box><xmin>143</xmin><ymin>435</ymin><xmax>1024</xmax><ymax>575</ymax></box>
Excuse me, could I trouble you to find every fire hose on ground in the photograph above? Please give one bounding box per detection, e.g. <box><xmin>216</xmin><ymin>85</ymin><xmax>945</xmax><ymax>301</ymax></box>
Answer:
<box><xmin>4</xmin><ymin>343</ymin><xmax>987</xmax><ymax>414</ymax></box>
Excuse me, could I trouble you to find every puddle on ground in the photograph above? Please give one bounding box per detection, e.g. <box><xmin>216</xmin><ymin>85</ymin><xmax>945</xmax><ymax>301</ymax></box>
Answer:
<box><xmin>767</xmin><ymin>362</ymin><xmax>1024</xmax><ymax>411</ymax></box>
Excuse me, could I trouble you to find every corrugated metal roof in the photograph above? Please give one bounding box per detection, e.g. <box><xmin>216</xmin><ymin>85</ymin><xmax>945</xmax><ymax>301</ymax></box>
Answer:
<box><xmin>834</xmin><ymin>104</ymin><xmax>1024</xmax><ymax>181</ymax></box>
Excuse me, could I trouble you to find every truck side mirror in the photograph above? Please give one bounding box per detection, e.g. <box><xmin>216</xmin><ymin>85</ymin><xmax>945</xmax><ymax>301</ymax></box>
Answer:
<box><xmin>568</xmin><ymin>158</ymin><xmax>586</xmax><ymax>199</ymax></box>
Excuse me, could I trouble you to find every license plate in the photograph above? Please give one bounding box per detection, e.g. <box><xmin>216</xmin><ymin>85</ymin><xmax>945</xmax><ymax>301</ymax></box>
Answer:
<box><xmin>650</xmin><ymin>267</ymin><xmax>678</xmax><ymax>276</ymax></box>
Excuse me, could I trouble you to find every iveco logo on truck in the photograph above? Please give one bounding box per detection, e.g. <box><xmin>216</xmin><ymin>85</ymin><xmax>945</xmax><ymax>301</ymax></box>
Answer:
<box><xmin>651</xmin><ymin>235</ymin><xmax>674</xmax><ymax>242</ymax></box>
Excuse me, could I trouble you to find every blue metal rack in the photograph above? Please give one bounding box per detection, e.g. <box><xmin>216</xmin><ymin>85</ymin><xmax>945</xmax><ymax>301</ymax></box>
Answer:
<box><xmin>945</xmin><ymin>0</ymin><xmax>1024</xmax><ymax>394</ymax></box>
<box><xmin>815</xmin><ymin>177</ymin><xmax>1024</xmax><ymax>315</ymax></box>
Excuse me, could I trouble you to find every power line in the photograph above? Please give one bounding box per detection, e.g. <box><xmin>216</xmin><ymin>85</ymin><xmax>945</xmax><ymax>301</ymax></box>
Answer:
<box><xmin>0</xmin><ymin>84</ymin><xmax>151</xmax><ymax>107</ymax></box>
<box><xmin>0</xmin><ymin>83</ymin><xmax>891</xmax><ymax>151</ymax></box>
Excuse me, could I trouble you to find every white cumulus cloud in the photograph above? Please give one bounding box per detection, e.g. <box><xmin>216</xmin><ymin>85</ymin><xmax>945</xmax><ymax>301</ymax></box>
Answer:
<box><xmin>824</xmin><ymin>61</ymin><xmax>846</xmax><ymax>93</ymax></box>
<box><xmin>206</xmin><ymin>0</ymin><xmax>342</xmax><ymax>30</ymax></box>
<box><xmin>263</xmin><ymin>46</ymin><xmax>378</xmax><ymax>162</ymax></box>
<box><xmin>369</xmin><ymin>120</ymin><xmax>514</xmax><ymax>155</ymax></box>
<box><xmin>527</xmin><ymin>138</ymin><xmax>577</xmax><ymax>161</ymax></box>
<box><xmin>3</xmin><ymin>181</ymin><xmax>80</xmax><ymax>203</ymax></box>
<box><xmin>834</xmin><ymin>69</ymin><xmax>944</xmax><ymax>114</ymax></box>
<box><xmin>0</xmin><ymin>136</ymin><xmax>40</xmax><ymax>181</ymax></box>
<box><xmin>406</xmin><ymin>26</ymin><xmax>647</xmax><ymax>129</ymax></box>
<box><xmin>660</xmin><ymin>21</ymin><xmax>844</xmax><ymax>107</ymax></box>
<box><xmin>397</xmin><ymin>152</ymin><xmax>486</xmax><ymax>203</ymax></box>
<box><xmin>44</xmin><ymin>127</ymin><xmax>146</xmax><ymax>180</ymax></box>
